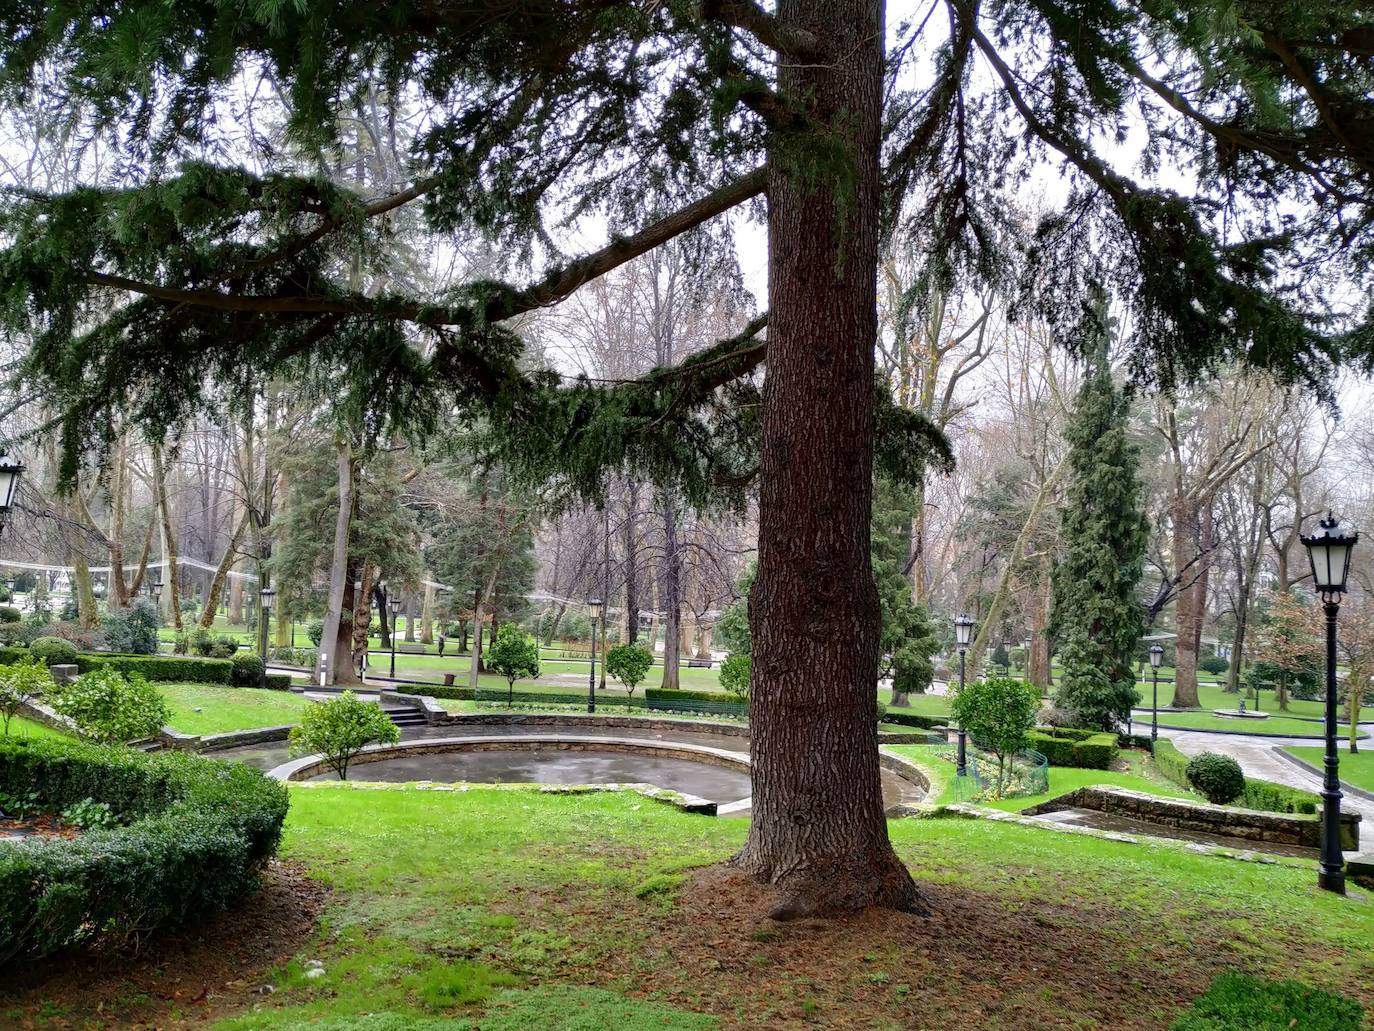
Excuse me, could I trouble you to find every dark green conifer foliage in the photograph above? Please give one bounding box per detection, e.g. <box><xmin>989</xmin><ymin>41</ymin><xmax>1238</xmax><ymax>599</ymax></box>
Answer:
<box><xmin>872</xmin><ymin>480</ymin><xmax>940</xmax><ymax>701</ymax></box>
<box><xmin>1051</xmin><ymin>296</ymin><xmax>1149</xmax><ymax>731</ymax></box>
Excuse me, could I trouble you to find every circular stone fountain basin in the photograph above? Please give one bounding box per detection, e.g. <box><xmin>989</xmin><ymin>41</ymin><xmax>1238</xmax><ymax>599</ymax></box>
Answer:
<box><xmin>269</xmin><ymin>735</ymin><xmax>754</xmax><ymax>806</ymax></box>
<box><xmin>1210</xmin><ymin>709</ymin><xmax>1270</xmax><ymax>720</ymax></box>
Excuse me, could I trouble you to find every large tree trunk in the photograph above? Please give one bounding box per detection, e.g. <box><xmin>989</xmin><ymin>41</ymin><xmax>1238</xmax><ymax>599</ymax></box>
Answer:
<box><xmin>733</xmin><ymin>0</ymin><xmax>919</xmax><ymax>918</ymax></box>
<box><xmin>1028</xmin><ymin>551</ymin><xmax>1053</xmax><ymax>693</ymax></box>
<box><xmin>661</xmin><ymin>501</ymin><xmax>682</xmax><ymax>690</ymax></box>
<box><xmin>420</xmin><ymin>581</ymin><xmax>435</xmax><ymax>644</ymax></box>
<box><xmin>1170</xmin><ymin>496</ymin><xmax>1202</xmax><ymax>707</ymax></box>
<box><xmin>351</xmin><ymin>566</ymin><xmax>376</xmax><ymax>676</ymax></box>
<box><xmin>320</xmin><ymin>439</ymin><xmax>356</xmax><ymax>685</ymax></box>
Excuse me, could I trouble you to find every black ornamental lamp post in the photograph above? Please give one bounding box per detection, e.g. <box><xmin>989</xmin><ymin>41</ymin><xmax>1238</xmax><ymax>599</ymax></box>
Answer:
<box><xmin>258</xmin><ymin>587</ymin><xmax>276</xmax><ymax>685</ymax></box>
<box><xmin>0</xmin><ymin>453</ymin><xmax>25</xmax><ymax>539</ymax></box>
<box><xmin>953</xmin><ymin>613</ymin><xmax>975</xmax><ymax>777</ymax></box>
<box><xmin>389</xmin><ymin>593</ymin><xmax>403</xmax><ymax>679</ymax></box>
<box><xmin>1148</xmin><ymin>643</ymin><xmax>1163</xmax><ymax>754</ymax></box>
<box><xmin>587</xmin><ymin>597</ymin><xmax>604</xmax><ymax>714</ymax></box>
<box><xmin>1301</xmin><ymin>510</ymin><xmax>1359</xmax><ymax>895</ymax></box>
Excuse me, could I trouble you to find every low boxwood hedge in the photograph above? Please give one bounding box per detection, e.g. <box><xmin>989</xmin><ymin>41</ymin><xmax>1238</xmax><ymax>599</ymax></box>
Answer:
<box><xmin>0</xmin><ymin>737</ymin><xmax>289</xmax><ymax>961</ymax></box>
<box><xmin>878</xmin><ymin>710</ymin><xmax>947</xmax><ymax>730</ymax></box>
<box><xmin>1026</xmin><ymin>729</ymin><xmax>1119</xmax><ymax>769</ymax></box>
<box><xmin>1153</xmin><ymin>739</ymin><xmax>1318</xmax><ymax>814</ymax></box>
<box><xmin>0</xmin><ymin>646</ymin><xmax>234</xmax><ymax>684</ymax></box>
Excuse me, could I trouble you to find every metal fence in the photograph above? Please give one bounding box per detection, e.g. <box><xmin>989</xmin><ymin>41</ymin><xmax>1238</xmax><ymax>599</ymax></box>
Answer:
<box><xmin>948</xmin><ymin>745</ymin><xmax>1049</xmax><ymax>803</ymax></box>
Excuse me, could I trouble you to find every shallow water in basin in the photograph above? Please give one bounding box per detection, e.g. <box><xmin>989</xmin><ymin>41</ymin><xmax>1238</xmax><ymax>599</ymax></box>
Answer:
<box><xmin>304</xmin><ymin>747</ymin><xmax>753</xmax><ymax>803</ymax></box>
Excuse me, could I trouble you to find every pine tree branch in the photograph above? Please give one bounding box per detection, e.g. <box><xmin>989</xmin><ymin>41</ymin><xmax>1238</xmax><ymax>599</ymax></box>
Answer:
<box><xmin>79</xmin><ymin>168</ymin><xmax>766</xmax><ymax>327</ymax></box>
<box><xmin>699</xmin><ymin>0</ymin><xmax>821</xmax><ymax>60</ymax></box>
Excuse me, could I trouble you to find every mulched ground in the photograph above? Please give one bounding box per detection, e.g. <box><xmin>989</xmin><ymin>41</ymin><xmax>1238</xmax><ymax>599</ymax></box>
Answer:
<box><xmin>3</xmin><ymin>861</ymin><xmax>326</xmax><ymax>1030</ymax></box>
<box><xmin>508</xmin><ymin>865</ymin><xmax>1374</xmax><ymax>1030</ymax></box>
<box><xmin>0</xmin><ymin>813</ymin><xmax>79</xmax><ymax>842</ymax></box>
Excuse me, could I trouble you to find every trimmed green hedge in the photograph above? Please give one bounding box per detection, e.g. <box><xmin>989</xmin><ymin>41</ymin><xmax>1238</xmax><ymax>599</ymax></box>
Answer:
<box><xmin>0</xmin><ymin>646</ymin><xmax>234</xmax><ymax>683</ymax></box>
<box><xmin>0</xmin><ymin>737</ymin><xmax>288</xmax><ymax>961</ymax></box>
<box><xmin>879</xmin><ymin>710</ymin><xmax>948</xmax><ymax>730</ymax></box>
<box><xmin>1153</xmin><ymin>740</ymin><xmax>1318</xmax><ymax>814</ymax></box>
<box><xmin>1027</xmin><ymin>729</ymin><xmax>1118</xmax><ymax>769</ymax></box>
<box><xmin>264</xmin><ymin>673</ymin><xmax>294</xmax><ymax>691</ymax></box>
<box><xmin>644</xmin><ymin>687</ymin><xmax>726</xmax><ymax>704</ymax></box>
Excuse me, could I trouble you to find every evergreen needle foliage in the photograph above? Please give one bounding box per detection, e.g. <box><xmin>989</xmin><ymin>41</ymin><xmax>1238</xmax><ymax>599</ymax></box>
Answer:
<box><xmin>1051</xmin><ymin>295</ymin><xmax>1149</xmax><ymax>732</ymax></box>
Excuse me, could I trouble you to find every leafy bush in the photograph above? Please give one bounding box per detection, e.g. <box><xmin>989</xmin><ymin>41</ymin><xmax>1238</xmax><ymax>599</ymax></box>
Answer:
<box><xmin>605</xmin><ymin>643</ymin><xmax>654</xmax><ymax>697</ymax></box>
<box><xmin>231</xmin><ymin>652</ymin><xmax>267</xmax><ymax>686</ymax></box>
<box><xmin>99</xmin><ymin>598</ymin><xmax>162</xmax><ymax>654</ymax></box>
<box><xmin>30</xmin><ymin>636</ymin><xmax>78</xmax><ymax>666</ymax></box>
<box><xmin>990</xmin><ymin>643</ymin><xmax>1010</xmax><ymax>669</ymax></box>
<box><xmin>264</xmin><ymin>673</ymin><xmax>294</xmax><ymax>691</ymax></box>
<box><xmin>1171</xmin><ymin>972</ymin><xmax>1362</xmax><ymax>1031</ymax></box>
<box><xmin>719</xmin><ymin>654</ymin><xmax>750</xmax><ymax>703</ymax></box>
<box><xmin>60</xmin><ymin>798</ymin><xmax>119</xmax><ymax>831</ymax></box>
<box><xmin>34</xmin><ymin>620</ymin><xmax>105</xmax><ymax>651</ymax></box>
<box><xmin>1199</xmin><ymin>656</ymin><xmax>1230</xmax><ymax>675</ymax></box>
<box><xmin>306</xmin><ymin>619</ymin><xmax>325</xmax><ymax>647</ymax></box>
<box><xmin>952</xmin><ymin>676</ymin><xmax>1040</xmax><ymax>798</ymax></box>
<box><xmin>289</xmin><ymin>691</ymin><xmax>400</xmax><ymax>779</ymax></box>
<box><xmin>1186</xmin><ymin>752</ymin><xmax>1246</xmax><ymax>805</ymax></box>
<box><xmin>0</xmin><ymin>658</ymin><xmax>54</xmax><ymax>735</ymax></box>
<box><xmin>74</xmin><ymin>653</ymin><xmax>232</xmax><ymax>684</ymax></box>
<box><xmin>270</xmin><ymin>647</ymin><xmax>316</xmax><ymax>667</ymax></box>
<box><xmin>207</xmin><ymin>635</ymin><xmax>240</xmax><ymax>659</ymax></box>
<box><xmin>0</xmin><ymin>606</ymin><xmax>19</xmax><ymax>624</ymax></box>
<box><xmin>49</xmin><ymin>668</ymin><xmax>170</xmax><ymax>743</ymax></box>
<box><xmin>0</xmin><ymin>736</ymin><xmax>288</xmax><ymax>961</ymax></box>
<box><xmin>486</xmin><ymin>624</ymin><xmax>540</xmax><ymax>705</ymax></box>
<box><xmin>1009</xmin><ymin>647</ymin><xmax>1027</xmax><ymax>669</ymax></box>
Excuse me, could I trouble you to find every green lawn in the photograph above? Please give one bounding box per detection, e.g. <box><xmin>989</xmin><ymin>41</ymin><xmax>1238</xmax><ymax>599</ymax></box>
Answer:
<box><xmin>159</xmin><ymin>683</ymin><xmax>312</xmax><ymax>735</ymax></box>
<box><xmin>0</xmin><ymin>715</ymin><xmax>70</xmax><ymax>741</ymax></box>
<box><xmin>1284</xmin><ymin>745</ymin><xmax>1374</xmax><ymax>793</ymax></box>
<box><xmin>1143</xmin><ymin>710</ymin><xmax>1346</xmax><ymax>738</ymax></box>
<box><xmin>23</xmin><ymin>783</ymin><xmax>1358</xmax><ymax>1030</ymax></box>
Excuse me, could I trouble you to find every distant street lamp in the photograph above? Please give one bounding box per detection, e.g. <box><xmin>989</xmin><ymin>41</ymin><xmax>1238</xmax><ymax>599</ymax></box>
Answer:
<box><xmin>0</xmin><ymin>452</ymin><xmax>25</xmax><ymax>537</ymax></box>
<box><xmin>1148</xmin><ymin>644</ymin><xmax>1164</xmax><ymax>754</ymax></box>
<box><xmin>587</xmin><ymin>597</ymin><xmax>604</xmax><ymax>714</ymax></box>
<box><xmin>1301</xmin><ymin>510</ymin><xmax>1359</xmax><ymax>895</ymax></box>
<box><xmin>259</xmin><ymin>587</ymin><xmax>276</xmax><ymax>686</ymax></box>
<box><xmin>150</xmin><ymin>579</ymin><xmax>163</xmax><ymax>603</ymax></box>
<box><xmin>389</xmin><ymin>594</ymin><xmax>403</xmax><ymax>679</ymax></box>
<box><xmin>953</xmin><ymin>613</ymin><xmax>975</xmax><ymax>777</ymax></box>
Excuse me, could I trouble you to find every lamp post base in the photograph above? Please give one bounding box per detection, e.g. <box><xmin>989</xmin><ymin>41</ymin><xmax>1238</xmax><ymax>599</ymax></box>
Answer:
<box><xmin>1318</xmin><ymin>868</ymin><xmax>1346</xmax><ymax>895</ymax></box>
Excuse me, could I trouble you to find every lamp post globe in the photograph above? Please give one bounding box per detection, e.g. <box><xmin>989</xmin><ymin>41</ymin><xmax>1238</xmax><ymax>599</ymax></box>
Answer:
<box><xmin>0</xmin><ymin>452</ymin><xmax>25</xmax><ymax>537</ymax></box>
<box><xmin>953</xmin><ymin>614</ymin><xmax>975</xmax><ymax>778</ymax></box>
<box><xmin>1301</xmin><ymin>511</ymin><xmax>1358</xmax><ymax>895</ymax></box>
<box><xmin>586</xmin><ymin>597</ymin><xmax>604</xmax><ymax>714</ymax></box>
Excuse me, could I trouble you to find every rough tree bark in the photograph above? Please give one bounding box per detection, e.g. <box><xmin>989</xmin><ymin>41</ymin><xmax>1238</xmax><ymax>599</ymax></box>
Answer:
<box><xmin>319</xmin><ymin>438</ymin><xmax>355</xmax><ymax>685</ymax></box>
<box><xmin>151</xmin><ymin>442</ymin><xmax>184</xmax><ymax>630</ymax></box>
<box><xmin>732</xmin><ymin>0</ymin><xmax>921</xmax><ymax>917</ymax></box>
<box><xmin>661</xmin><ymin>501</ymin><xmax>682</xmax><ymax>690</ymax></box>
<box><xmin>198</xmin><ymin>508</ymin><xmax>252</xmax><ymax>628</ymax></box>
<box><xmin>624</xmin><ymin>481</ymin><xmax>640</xmax><ymax>643</ymax></box>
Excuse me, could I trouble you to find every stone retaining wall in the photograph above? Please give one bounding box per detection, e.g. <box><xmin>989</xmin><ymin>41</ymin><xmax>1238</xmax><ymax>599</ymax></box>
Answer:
<box><xmin>1022</xmin><ymin>785</ymin><xmax>1360</xmax><ymax>851</ymax></box>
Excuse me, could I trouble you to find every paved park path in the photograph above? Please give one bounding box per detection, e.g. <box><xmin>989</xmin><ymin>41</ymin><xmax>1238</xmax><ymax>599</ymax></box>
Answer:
<box><xmin>1160</xmin><ymin>723</ymin><xmax>1374</xmax><ymax>861</ymax></box>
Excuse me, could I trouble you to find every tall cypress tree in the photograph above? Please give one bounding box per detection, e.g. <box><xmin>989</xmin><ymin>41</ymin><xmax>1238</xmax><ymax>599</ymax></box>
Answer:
<box><xmin>1051</xmin><ymin>297</ymin><xmax>1149</xmax><ymax>731</ymax></box>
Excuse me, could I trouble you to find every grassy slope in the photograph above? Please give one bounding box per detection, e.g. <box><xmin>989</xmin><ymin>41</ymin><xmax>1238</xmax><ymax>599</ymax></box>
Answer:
<box><xmin>159</xmin><ymin>684</ymin><xmax>312</xmax><ymax>735</ymax></box>
<box><xmin>1</xmin><ymin>715</ymin><xmax>69</xmax><ymax>741</ymax></box>
<box><xmin>188</xmin><ymin>786</ymin><xmax>1374</xmax><ymax>1031</ymax></box>
<box><xmin>1283</xmin><ymin>745</ymin><xmax>1374</xmax><ymax>793</ymax></box>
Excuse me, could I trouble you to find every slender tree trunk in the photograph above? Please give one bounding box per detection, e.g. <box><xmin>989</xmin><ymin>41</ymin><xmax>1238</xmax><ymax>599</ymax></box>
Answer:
<box><xmin>1029</xmin><ymin>551</ymin><xmax>1053</xmax><ymax>692</ymax></box>
<box><xmin>624</xmin><ymin>481</ymin><xmax>640</xmax><ymax>643</ymax></box>
<box><xmin>108</xmin><ymin>436</ymin><xmax>130</xmax><ymax>607</ymax></box>
<box><xmin>1170</xmin><ymin>495</ymin><xmax>1202</xmax><ymax>707</ymax></box>
<box><xmin>733</xmin><ymin>0</ymin><xmax>919</xmax><ymax>917</ymax></box>
<box><xmin>151</xmin><ymin>442</ymin><xmax>184</xmax><ymax>630</ymax></box>
<box><xmin>661</xmin><ymin>502</ymin><xmax>681</xmax><ymax>690</ymax></box>
<box><xmin>421</xmin><ymin>581</ymin><xmax>435</xmax><ymax>644</ymax></box>
<box><xmin>199</xmin><ymin>508</ymin><xmax>252</xmax><ymax>628</ymax></box>
<box><xmin>320</xmin><ymin>439</ymin><xmax>355</xmax><ymax>685</ymax></box>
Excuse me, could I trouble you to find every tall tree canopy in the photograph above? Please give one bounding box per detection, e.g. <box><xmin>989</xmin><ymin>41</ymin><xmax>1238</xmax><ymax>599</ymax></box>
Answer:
<box><xmin>0</xmin><ymin>0</ymin><xmax>1369</xmax><ymax>915</ymax></box>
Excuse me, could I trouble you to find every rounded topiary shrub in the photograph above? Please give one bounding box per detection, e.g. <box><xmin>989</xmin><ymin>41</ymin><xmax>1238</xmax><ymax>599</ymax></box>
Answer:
<box><xmin>30</xmin><ymin>636</ymin><xmax>79</xmax><ymax>666</ymax></box>
<box><xmin>231</xmin><ymin>652</ymin><xmax>266</xmax><ymax>686</ymax></box>
<box><xmin>1199</xmin><ymin>656</ymin><xmax>1230</xmax><ymax>675</ymax></box>
<box><xmin>0</xmin><ymin>605</ymin><xmax>20</xmax><ymax>624</ymax></box>
<box><xmin>1186</xmin><ymin>752</ymin><xmax>1246</xmax><ymax>805</ymax></box>
<box><xmin>0</xmin><ymin>736</ymin><xmax>288</xmax><ymax>962</ymax></box>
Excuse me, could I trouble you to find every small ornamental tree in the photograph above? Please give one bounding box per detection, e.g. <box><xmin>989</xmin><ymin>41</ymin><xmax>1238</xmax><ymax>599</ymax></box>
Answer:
<box><xmin>49</xmin><ymin>669</ymin><xmax>170</xmax><ymax>744</ymax></box>
<box><xmin>951</xmin><ymin>676</ymin><xmax>1040</xmax><ymax>799</ymax></box>
<box><xmin>487</xmin><ymin>624</ymin><xmax>540</xmax><ymax>705</ymax></box>
<box><xmin>605</xmin><ymin>643</ymin><xmax>653</xmax><ymax>699</ymax></box>
<box><xmin>288</xmin><ymin>691</ymin><xmax>400</xmax><ymax>780</ymax></box>
<box><xmin>0</xmin><ymin>658</ymin><xmax>54</xmax><ymax>734</ymax></box>
<box><xmin>1253</xmin><ymin>591</ymin><xmax>1323</xmax><ymax>711</ymax></box>
<box><xmin>720</xmin><ymin>654</ymin><xmax>751</xmax><ymax>704</ymax></box>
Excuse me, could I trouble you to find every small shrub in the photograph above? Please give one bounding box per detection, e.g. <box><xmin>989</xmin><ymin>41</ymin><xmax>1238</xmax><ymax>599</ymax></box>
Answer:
<box><xmin>1186</xmin><ymin>752</ymin><xmax>1245</xmax><ymax>805</ymax></box>
<box><xmin>99</xmin><ymin>599</ymin><xmax>162</xmax><ymax>654</ymax></box>
<box><xmin>305</xmin><ymin>619</ymin><xmax>325</xmax><ymax>647</ymax></box>
<box><xmin>49</xmin><ymin>668</ymin><xmax>170</xmax><ymax>743</ymax></box>
<box><xmin>231</xmin><ymin>652</ymin><xmax>267</xmax><ymax>686</ymax></box>
<box><xmin>207</xmin><ymin>635</ymin><xmax>240</xmax><ymax>659</ymax></box>
<box><xmin>288</xmin><ymin>691</ymin><xmax>400</xmax><ymax>780</ymax></box>
<box><xmin>0</xmin><ymin>606</ymin><xmax>19</xmax><ymax>624</ymax></box>
<box><xmin>30</xmin><ymin>636</ymin><xmax>79</xmax><ymax>666</ymax></box>
<box><xmin>60</xmin><ymin>798</ymin><xmax>119</xmax><ymax>831</ymax></box>
<box><xmin>605</xmin><ymin>643</ymin><xmax>654</xmax><ymax>697</ymax></box>
<box><xmin>1199</xmin><ymin>656</ymin><xmax>1230</xmax><ymax>675</ymax></box>
<box><xmin>719</xmin><ymin>653</ymin><xmax>750</xmax><ymax>703</ymax></box>
<box><xmin>952</xmin><ymin>676</ymin><xmax>1040</xmax><ymax>798</ymax></box>
<box><xmin>1171</xmin><ymin>972</ymin><xmax>1362</xmax><ymax>1031</ymax></box>
<box><xmin>34</xmin><ymin>620</ymin><xmax>105</xmax><ymax>651</ymax></box>
<box><xmin>486</xmin><ymin>624</ymin><xmax>540</xmax><ymax>705</ymax></box>
<box><xmin>874</xmin><ymin>701</ymin><xmax>888</xmax><ymax>725</ymax></box>
<box><xmin>0</xmin><ymin>657</ymin><xmax>53</xmax><ymax>734</ymax></box>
